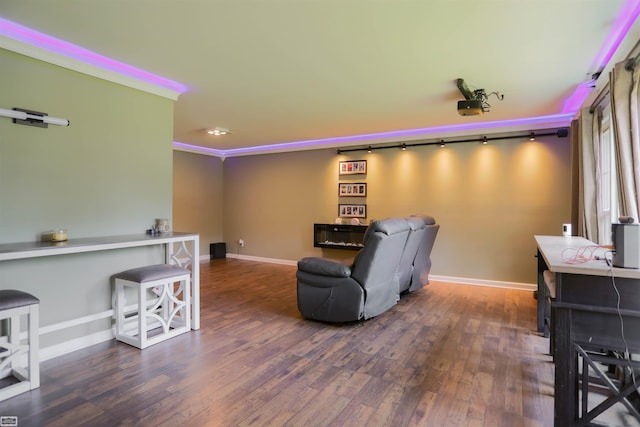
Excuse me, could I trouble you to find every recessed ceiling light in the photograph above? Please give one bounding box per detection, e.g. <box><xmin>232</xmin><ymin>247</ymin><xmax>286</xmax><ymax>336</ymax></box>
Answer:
<box><xmin>207</xmin><ymin>127</ymin><xmax>230</xmax><ymax>136</ymax></box>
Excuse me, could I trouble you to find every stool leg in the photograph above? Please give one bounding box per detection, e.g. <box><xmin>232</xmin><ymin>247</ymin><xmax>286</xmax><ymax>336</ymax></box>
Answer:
<box><xmin>139</xmin><ymin>283</ymin><xmax>147</xmax><ymax>349</ymax></box>
<box><xmin>161</xmin><ymin>283</ymin><xmax>170</xmax><ymax>332</ymax></box>
<box><xmin>8</xmin><ymin>311</ymin><xmax>19</xmax><ymax>375</ymax></box>
<box><xmin>184</xmin><ymin>277</ymin><xmax>191</xmax><ymax>330</ymax></box>
<box><xmin>115</xmin><ymin>279</ymin><xmax>125</xmax><ymax>339</ymax></box>
<box><xmin>28</xmin><ymin>304</ymin><xmax>39</xmax><ymax>389</ymax></box>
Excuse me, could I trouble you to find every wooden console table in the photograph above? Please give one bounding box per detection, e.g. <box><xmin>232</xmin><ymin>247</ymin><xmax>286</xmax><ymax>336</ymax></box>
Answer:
<box><xmin>535</xmin><ymin>235</ymin><xmax>640</xmax><ymax>426</ymax></box>
<box><xmin>0</xmin><ymin>232</ymin><xmax>200</xmax><ymax>330</ymax></box>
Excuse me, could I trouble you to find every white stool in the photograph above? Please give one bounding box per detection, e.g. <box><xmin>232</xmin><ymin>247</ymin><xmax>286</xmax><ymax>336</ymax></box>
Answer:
<box><xmin>114</xmin><ymin>264</ymin><xmax>191</xmax><ymax>349</ymax></box>
<box><xmin>0</xmin><ymin>290</ymin><xmax>39</xmax><ymax>401</ymax></box>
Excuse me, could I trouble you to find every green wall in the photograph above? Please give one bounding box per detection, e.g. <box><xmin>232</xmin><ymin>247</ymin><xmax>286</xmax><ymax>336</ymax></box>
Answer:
<box><xmin>0</xmin><ymin>49</ymin><xmax>174</xmax><ymax>352</ymax></box>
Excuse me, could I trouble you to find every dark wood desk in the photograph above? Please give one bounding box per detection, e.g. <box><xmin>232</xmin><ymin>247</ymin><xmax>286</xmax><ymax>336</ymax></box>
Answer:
<box><xmin>535</xmin><ymin>235</ymin><xmax>640</xmax><ymax>426</ymax></box>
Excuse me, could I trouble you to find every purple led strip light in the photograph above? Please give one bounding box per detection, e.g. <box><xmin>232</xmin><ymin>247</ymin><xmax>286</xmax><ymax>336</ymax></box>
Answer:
<box><xmin>562</xmin><ymin>0</ymin><xmax>640</xmax><ymax>112</ymax></box>
<box><xmin>173</xmin><ymin>142</ymin><xmax>227</xmax><ymax>157</ymax></box>
<box><xmin>219</xmin><ymin>113</ymin><xmax>574</xmax><ymax>155</ymax></box>
<box><xmin>1</xmin><ymin>1</ymin><xmax>637</xmax><ymax>156</ymax></box>
<box><xmin>0</xmin><ymin>17</ymin><xmax>189</xmax><ymax>94</ymax></box>
<box><xmin>217</xmin><ymin>0</ymin><xmax>640</xmax><ymax>155</ymax></box>
<box><xmin>174</xmin><ymin>113</ymin><xmax>573</xmax><ymax>156</ymax></box>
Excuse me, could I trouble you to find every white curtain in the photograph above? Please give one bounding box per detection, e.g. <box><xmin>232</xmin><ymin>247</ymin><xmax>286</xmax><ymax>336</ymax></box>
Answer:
<box><xmin>610</xmin><ymin>60</ymin><xmax>640</xmax><ymax>222</ymax></box>
<box><xmin>577</xmin><ymin>107</ymin><xmax>602</xmax><ymax>242</ymax></box>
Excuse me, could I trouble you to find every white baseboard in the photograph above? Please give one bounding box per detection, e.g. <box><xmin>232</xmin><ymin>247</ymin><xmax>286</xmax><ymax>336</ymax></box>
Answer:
<box><xmin>225</xmin><ymin>253</ymin><xmax>535</xmax><ymax>291</ymax></box>
<box><xmin>429</xmin><ymin>274</ymin><xmax>536</xmax><ymax>291</ymax></box>
<box><xmin>39</xmin><ymin>320</ymin><xmax>168</xmax><ymax>362</ymax></box>
<box><xmin>40</xmin><ymin>329</ymin><xmax>114</xmax><ymax>362</ymax></box>
<box><xmin>225</xmin><ymin>253</ymin><xmax>297</xmax><ymax>266</ymax></box>
<box><xmin>0</xmin><ymin>329</ymin><xmax>114</xmax><ymax>370</ymax></box>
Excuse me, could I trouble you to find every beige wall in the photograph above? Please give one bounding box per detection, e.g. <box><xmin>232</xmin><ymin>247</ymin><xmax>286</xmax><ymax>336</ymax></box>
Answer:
<box><xmin>173</xmin><ymin>150</ymin><xmax>224</xmax><ymax>255</ymax></box>
<box><xmin>223</xmin><ymin>149</ymin><xmax>338</xmax><ymax>259</ymax></box>
<box><xmin>218</xmin><ymin>133</ymin><xmax>571</xmax><ymax>284</ymax></box>
<box><xmin>0</xmin><ymin>48</ymin><xmax>174</xmax><ymax>348</ymax></box>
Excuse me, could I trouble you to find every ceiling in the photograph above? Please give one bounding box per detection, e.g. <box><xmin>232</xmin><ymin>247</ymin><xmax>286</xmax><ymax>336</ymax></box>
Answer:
<box><xmin>1</xmin><ymin>1</ymin><xmax>639</xmax><ymax>156</ymax></box>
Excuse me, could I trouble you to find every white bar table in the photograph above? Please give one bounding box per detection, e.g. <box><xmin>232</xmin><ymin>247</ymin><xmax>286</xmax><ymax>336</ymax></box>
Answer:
<box><xmin>0</xmin><ymin>232</ymin><xmax>200</xmax><ymax>330</ymax></box>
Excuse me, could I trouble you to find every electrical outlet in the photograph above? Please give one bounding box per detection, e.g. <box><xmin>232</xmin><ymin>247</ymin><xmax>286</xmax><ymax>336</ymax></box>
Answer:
<box><xmin>238</xmin><ymin>239</ymin><xmax>245</xmax><ymax>247</ymax></box>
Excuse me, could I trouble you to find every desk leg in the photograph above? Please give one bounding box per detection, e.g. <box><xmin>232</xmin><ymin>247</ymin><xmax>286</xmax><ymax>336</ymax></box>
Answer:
<box><xmin>537</xmin><ymin>289</ymin><xmax>545</xmax><ymax>333</ymax></box>
<box><xmin>554</xmin><ymin>306</ymin><xmax>577</xmax><ymax>426</ymax></box>
<box><xmin>537</xmin><ymin>251</ymin><xmax>549</xmax><ymax>335</ymax></box>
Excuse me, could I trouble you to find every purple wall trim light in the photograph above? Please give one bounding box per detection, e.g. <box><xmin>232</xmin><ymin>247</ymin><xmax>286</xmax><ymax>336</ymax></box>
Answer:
<box><xmin>223</xmin><ymin>113</ymin><xmax>575</xmax><ymax>155</ymax></box>
<box><xmin>2</xmin><ymin>0</ymin><xmax>638</xmax><ymax>158</ymax></box>
<box><xmin>173</xmin><ymin>112</ymin><xmax>574</xmax><ymax>157</ymax></box>
<box><xmin>562</xmin><ymin>0</ymin><xmax>640</xmax><ymax>112</ymax></box>
<box><xmin>0</xmin><ymin>17</ymin><xmax>189</xmax><ymax>94</ymax></box>
<box><xmin>172</xmin><ymin>142</ymin><xmax>227</xmax><ymax>158</ymax></box>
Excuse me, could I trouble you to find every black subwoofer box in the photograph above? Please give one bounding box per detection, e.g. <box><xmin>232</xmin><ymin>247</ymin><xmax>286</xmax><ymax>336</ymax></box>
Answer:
<box><xmin>210</xmin><ymin>242</ymin><xmax>226</xmax><ymax>259</ymax></box>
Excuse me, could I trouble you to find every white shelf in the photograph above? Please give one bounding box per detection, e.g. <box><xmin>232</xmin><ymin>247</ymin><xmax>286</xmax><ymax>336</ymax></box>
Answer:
<box><xmin>0</xmin><ymin>232</ymin><xmax>197</xmax><ymax>261</ymax></box>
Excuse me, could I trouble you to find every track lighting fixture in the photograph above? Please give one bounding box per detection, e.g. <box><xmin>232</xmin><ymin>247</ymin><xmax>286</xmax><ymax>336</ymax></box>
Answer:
<box><xmin>334</xmin><ymin>128</ymin><xmax>568</xmax><ymax>154</ymax></box>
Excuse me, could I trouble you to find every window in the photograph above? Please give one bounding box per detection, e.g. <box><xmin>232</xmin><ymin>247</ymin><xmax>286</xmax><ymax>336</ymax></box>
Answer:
<box><xmin>598</xmin><ymin>106</ymin><xmax>618</xmax><ymax>245</ymax></box>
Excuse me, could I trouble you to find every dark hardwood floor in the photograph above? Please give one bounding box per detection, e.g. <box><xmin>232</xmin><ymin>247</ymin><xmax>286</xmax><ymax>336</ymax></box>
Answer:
<box><xmin>0</xmin><ymin>258</ymin><xmax>554</xmax><ymax>426</ymax></box>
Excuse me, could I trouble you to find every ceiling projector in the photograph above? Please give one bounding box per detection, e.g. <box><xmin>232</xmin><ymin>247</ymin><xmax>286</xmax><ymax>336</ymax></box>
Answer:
<box><xmin>456</xmin><ymin>78</ymin><xmax>503</xmax><ymax>116</ymax></box>
<box><xmin>457</xmin><ymin>100</ymin><xmax>484</xmax><ymax>116</ymax></box>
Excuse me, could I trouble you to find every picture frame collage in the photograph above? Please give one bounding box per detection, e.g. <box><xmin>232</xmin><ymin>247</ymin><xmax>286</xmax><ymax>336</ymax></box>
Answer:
<box><xmin>338</xmin><ymin>160</ymin><xmax>367</xmax><ymax>219</ymax></box>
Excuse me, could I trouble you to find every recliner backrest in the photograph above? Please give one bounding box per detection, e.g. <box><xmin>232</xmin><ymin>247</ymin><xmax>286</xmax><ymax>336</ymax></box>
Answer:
<box><xmin>397</xmin><ymin>216</ymin><xmax>427</xmax><ymax>293</ymax></box>
<box><xmin>351</xmin><ymin>217</ymin><xmax>411</xmax><ymax>319</ymax></box>
<box><xmin>409</xmin><ymin>215</ymin><xmax>439</xmax><ymax>291</ymax></box>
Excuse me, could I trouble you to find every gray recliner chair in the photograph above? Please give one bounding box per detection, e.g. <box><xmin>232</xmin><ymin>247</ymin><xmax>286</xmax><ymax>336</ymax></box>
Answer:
<box><xmin>296</xmin><ymin>218</ymin><xmax>411</xmax><ymax>322</ymax></box>
<box><xmin>409</xmin><ymin>215</ymin><xmax>439</xmax><ymax>292</ymax></box>
<box><xmin>397</xmin><ymin>216</ymin><xmax>428</xmax><ymax>294</ymax></box>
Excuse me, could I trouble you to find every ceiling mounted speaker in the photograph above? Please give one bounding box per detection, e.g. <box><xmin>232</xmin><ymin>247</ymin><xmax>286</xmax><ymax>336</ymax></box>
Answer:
<box><xmin>457</xmin><ymin>100</ymin><xmax>484</xmax><ymax>116</ymax></box>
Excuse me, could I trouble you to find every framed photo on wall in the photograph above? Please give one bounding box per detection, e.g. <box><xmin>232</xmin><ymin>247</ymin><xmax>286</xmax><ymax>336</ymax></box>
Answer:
<box><xmin>339</xmin><ymin>204</ymin><xmax>367</xmax><ymax>218</ymax></box>
<box><xmin>338</xmin><ymin>182</ymin><xmax>367</xmax><ymax>197</ymax></box>
<box><xmin>339</xmin><ymin>160</ymin><xmax>367</xmax><ymax>175</ymax></box>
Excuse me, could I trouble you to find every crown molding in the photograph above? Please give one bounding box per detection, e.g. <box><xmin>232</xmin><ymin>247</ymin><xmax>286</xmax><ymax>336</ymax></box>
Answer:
<box><xmin>173</xmin><ymin>112</ymin><xmax>575</xmax><ymax>159</ymax></box>
<box><xmin>0</xmin><ymin>36</ymin><xmax>182</xmax><ymax>101</ymax></box>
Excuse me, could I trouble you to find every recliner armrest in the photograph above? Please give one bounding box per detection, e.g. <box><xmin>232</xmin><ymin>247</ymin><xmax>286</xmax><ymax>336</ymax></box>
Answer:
<box><xmin>297</xmin><ymin>257</ymin><xmax>351</xmax><ymax>277</ymax></box>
